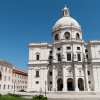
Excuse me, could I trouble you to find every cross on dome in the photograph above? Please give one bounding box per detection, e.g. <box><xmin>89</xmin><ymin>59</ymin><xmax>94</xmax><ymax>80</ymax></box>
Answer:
<box><xmin>62</xmin><ymin>4</ymin><xmax>70</xmax><ymax>17</ymax></box>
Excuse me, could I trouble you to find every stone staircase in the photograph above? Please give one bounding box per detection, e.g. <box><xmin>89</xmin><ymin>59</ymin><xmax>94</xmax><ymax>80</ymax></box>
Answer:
<box><xmin>47</xmin><ymin>91</ymin><xmax>100</xmax><ymax>100</ymax></box>
<box><xmin>47</xmin><ymin>91</ymin><xmax>96</xmax><ymax>95</ymax></box>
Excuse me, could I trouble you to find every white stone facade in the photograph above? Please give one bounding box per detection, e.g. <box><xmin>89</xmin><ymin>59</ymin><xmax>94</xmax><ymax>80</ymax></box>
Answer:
<box><xmin>27</xmin><ymin>5</ymin><xmax>100</xmax><ymax>92</ymax></box>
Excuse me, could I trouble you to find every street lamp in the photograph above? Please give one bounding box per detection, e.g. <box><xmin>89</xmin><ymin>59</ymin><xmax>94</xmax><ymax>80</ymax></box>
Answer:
<box><xmin>45</xmin><ymin>81</ymin><xmax>47</xmax><ymax>97</ymax></box>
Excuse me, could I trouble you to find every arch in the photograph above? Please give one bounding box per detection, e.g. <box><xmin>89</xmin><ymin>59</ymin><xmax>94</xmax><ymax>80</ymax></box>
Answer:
<box><xmin>55</xmin><ymin>34</ymin><xmax>59</xmax><ymax>40</ymax></box>
<box><xmin>57</xmin><ymin>78</ymin><xmax>63</xmax><ymax>91</ymax></box>
<box><xmin>67</xmin><ymin>78</ymin><xmax>74</xmax><ymax>91</ymax></box>
<box><xmin>78</xmin><ymin>78</ymin><xmax>84</xmax><ymax>91</ymax></box>
<box><xmin>64</xmin><ymin>32</ymin><xmax>70</xmax><ymax>40</ymax></box>
<box><xmin>76</xmin><ymin>33</ymin><xmax>80</xmax><ymax>39</ymax></box>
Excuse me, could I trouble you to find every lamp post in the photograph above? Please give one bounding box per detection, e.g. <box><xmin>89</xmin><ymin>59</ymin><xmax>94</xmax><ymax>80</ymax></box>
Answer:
<box><xmin>45</xmin><ymin>81</ymin><xmax>46</xmax><ymax>97</ymax></box>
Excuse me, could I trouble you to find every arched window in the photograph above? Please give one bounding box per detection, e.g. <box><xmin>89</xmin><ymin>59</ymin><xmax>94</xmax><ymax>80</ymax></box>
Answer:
<box><xmin>55</xmin><ymin>34</ymin><xmax>59</xmax><ymax>40</ymax></box>
<box><xmin>64</xmin><ymin>32</ymin><xmax>70</xmax><ymax>39</ymax></box>
<box><xmin>76</xmin><ymin>33</ymin><xmax>80</xmax><ymax>39</ymax></box>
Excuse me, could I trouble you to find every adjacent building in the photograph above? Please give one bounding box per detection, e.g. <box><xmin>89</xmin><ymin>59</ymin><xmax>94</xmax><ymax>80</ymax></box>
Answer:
<box><xmin>0</xmin><ymin>59</ymin><xmax>28</xmax><ymax>93</ymax></box>
<box><xmin>0</xmin><ymin>59</ymin><xmax>13</xmax><ymax>93</ymax></box>
<box><xmin>27</xmin><ymin>5</ymin><xmax>100</xmax><ymax>92</ymax></box>
<box><xmin>11</xmin><ymin>67</ymin><xmax>28</xmax><ymax>92</ymax></box>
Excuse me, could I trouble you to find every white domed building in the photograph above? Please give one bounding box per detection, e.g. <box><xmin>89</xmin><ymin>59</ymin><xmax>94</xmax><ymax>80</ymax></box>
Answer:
<box><xmin>27</xmin><ymin>5</ymin><xmax>100</xmax><ymax>92</ymax></box>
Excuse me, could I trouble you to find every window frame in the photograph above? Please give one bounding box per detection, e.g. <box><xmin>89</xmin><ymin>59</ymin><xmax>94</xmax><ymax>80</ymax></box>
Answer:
<box><xmin>36</xmin><ymin>71</ymin><xmax>39</xmax><ymax>77</ymax></box>
<box><xmin>57</xmin><ymin>54</ymin><xmax>61</xmax><ymax>61</ymax></box>
<box><xmin>67</xmin><ymin>46</ymin><xmax>71</xmax><ymax>50</ymax></box>
<box><xmin>77</xmin><ymin>47</ymin><xmax>80</xmax><ymax>50</ymax></box>
<box><xmin>36</xmin><ymin>54</ymin><xmax>40</xmax><ymax>60</ymax></box>
<box><xmin>77</xmin><ymin>53</ymin><xmax>81</xmax><ymax>61</ymax></box>
<box><xmin>67</xmin><ymin>53</ymin><xmax>71</xmax><ymax>61</ymax></box>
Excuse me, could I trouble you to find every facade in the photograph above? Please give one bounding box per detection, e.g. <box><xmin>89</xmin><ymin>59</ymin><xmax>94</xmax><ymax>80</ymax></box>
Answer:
<box><xmin>11</xmin><ymin>67</ymin><xmax>28</xmax><ymax>92</ymax></box>
<box><xmin>0</xmin><ymin>59</ymin><xmax>28</xmax><ymax>93</ymax></box>
<box><xmin>27</xmin><ymin>5</ymin><xmax>100</xmax><ymax>92</ymax></box>
<box><xmin>0</xmin><ymin>59</ymin><xmax>13</xmax><ymax>93</ymax></box>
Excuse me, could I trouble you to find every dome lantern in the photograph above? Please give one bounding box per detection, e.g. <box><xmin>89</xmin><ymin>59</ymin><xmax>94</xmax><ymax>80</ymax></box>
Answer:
<box><xmin>62</xmin><ymin>5</ymin><xmax>70</xmax><ymax>17</ymax></box>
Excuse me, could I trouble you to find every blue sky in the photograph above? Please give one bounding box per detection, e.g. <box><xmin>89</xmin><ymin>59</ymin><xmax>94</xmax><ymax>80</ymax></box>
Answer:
<box><xmin>0</xmin><ymin>0</ymin><xmax>100</xmax><ymax>71</ymax></box>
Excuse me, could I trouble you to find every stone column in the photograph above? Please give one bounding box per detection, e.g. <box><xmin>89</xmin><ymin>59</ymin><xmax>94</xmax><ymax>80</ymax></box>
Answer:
<box><xmin>74</xmin><ymin>65</ymin><xmax>79</xmax><ymax>91</ymax></box>
<box><xmin>84</xmin><ymin>64</ymin><xmax>90</xmax><ymax>91</ymax></box>
<box><xmin>63</xmin><ymin>67</ymin><xmax>67</xmax><ymax>91</ymax></box>
<box><xmin>52</xmin><ymin>65</ymin><xmax>56</xmax><ymax>91</ymax></box>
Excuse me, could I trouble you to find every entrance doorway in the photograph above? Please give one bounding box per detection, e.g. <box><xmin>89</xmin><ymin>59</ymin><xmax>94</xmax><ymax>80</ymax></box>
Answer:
<box><xmin>78</xmin><ymin>78</ymin><xmax>84</xmax><ymax>91</ymax></box>
<box><xmin>57</xmin><ymin>78</ymin><xmax>63</xmax><ymax>91</ymax></box>
<box><xmin>67</xmin><ymin>78</ymin><xmax>74</xmax><ymax>91</ymax></box>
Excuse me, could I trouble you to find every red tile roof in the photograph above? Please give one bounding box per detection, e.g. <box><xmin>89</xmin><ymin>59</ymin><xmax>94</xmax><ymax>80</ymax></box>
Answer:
<box><xmin>12</xmin><ymin>67</ymin><xmax>28</xmax><ymax>76</ymax></box>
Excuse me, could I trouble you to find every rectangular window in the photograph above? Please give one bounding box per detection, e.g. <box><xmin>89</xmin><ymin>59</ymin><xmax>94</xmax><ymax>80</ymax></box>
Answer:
<box><xmin>50</xmin><ymin>81</ymin><xmax>52</xmax><ymax>84</ymax></box>
<box><xmin>77</xmin><ymin>54</ymin><xmax>81</xmax><ymax>61</ymax></box>
<box><xmin>1</xmin><ymin>67</ymin><xmax>3</xmax><ymax>72</ymax></box>
<box><xmin>4</xmin><ymin>85</ymin><xmax>5</xmax><ymax>89</ymax></box>
<box><xmin>4</xmin><ymin>76</ymin><xmax>6</xmax><ymax>81</ymax></box>
<box><xmin>88</xmin><ymin>81</ymin><xmax>91</xmax><ymax>84</ymax></box>
<box><xmin>8</xmin><ymin>85</ymin><xmax>9</xmax><ymax>90</ymax></box>
<box><xmin>67</xmin><ymin>53</ymin><xmax>71</xmax><ymax>61</ymax></box>
<box><xmin>36</xmin><ymin>55</ymin><xmax>39</xmax><ymax>60</ymax></box>
<box><xmin>50</xmin><ymin>51</ymin><xmax>52</xmax><ymax>54</ymax></box>
<box><xmin>77</xmin><ymin>47</ymin><xmax>80</xmax><ymax>50</ymax></box>
<box><xmin>8</xmin><ymin>77</ymin><xmax>10</xmax><ymax>81</ymax></box>
<box><xmin>88</xmin><ymin>71</ymin><xmax>90</xmax><ymax>75</ymax></box>
<box><xmin>5</xmin><ymin>68</ymin><xmax>7</xmax><ymax>73</ymax></box>
<box><xmin>57</xmin><ymin>48</ymin><xmax>61</xmax><ymax>51</ymax></box>
<box><xmin>49</xmin><ymin>56</ymin><xmax>52</xmax><ymax>59</ymax></box>
<box><xmin>86</xmin><ymin>54</ymin><xmax>88</xmax><ymax>58</ymax></box>
<box><xmin>36</xmin><ymin>71</ymin><xmax>39</xmax><ymax>77</ymax></box>
<box><xmin>85</xmin><ymin>49</ymin><xmax>88</xmax><ymax>52</ymax></box>
<box><xmin>57</xmin><ymin>54</ymin><xmax>61</xmax><ymax>61</ymax></box>
<box><xmin>67</xmin><ymin>47</ymin><xmax>71</xmax><ymax>50</ymax></box>
<box><xmin>36</xmin><ymin>81</ymin><xmax>39</xmax><ymax>84</ymax></box>
<box><xmin>12</xmin><ymin>85</ymin><xmax>13</xmax><ymax>89</ymax></box>
<box><xmin>49</xmin><ymin>71</ymin><xmax>52</xmax><ymax>76</ymax></box>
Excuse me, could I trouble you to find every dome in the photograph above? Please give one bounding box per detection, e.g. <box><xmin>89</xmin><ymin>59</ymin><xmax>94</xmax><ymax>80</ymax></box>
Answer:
<box><xmin>53</xmin><ymin>17</ymin><xmax>81</xmax><ymax>31</ymax></box>
<box><xmin>52</xmin><ymin>5</ymin><xmax>81</xmax><ymax>32</ymax></box>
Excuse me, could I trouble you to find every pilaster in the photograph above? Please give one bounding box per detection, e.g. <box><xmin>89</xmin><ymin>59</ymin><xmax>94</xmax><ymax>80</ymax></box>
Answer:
<box><xmin>74</xmin><ymin>65</ymin><xmax>79</xmax><ymax>91</ymax></box>
<box><xmin>52</xmin><ymin>65</ymin><xmax>56</xmax><ymax>91</ymax></box>
<box><xmin>84</xmin><ymin>65</ymin><xmax>90</xmax><ymax>91</ymax></box>
<box><xmin>62</xmin><ymin>66</ymin><xmax>67</xmax><ymax>91</ymax></box>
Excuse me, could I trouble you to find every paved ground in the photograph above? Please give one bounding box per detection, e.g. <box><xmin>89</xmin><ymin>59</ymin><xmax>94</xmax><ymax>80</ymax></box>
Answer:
<box><xmin>9</xmin><ymin>91</ymin><xmax>100</xmax><ymax>100</ymax></box>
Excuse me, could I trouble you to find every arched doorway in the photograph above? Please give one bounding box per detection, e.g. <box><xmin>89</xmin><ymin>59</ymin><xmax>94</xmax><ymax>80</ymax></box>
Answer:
<box><xmin>57</xmin><ymin>78</ymin><xmax>63</xmax><ymax>91</ymax></box>
<box><xmin>78</xmin><ymin>78</ymin><xmax>84</xmax><ymax>91</ymax></box>
<box><xmin>67</xmin><ymin>78</ymin><xmax>74</xmax><ymax>91</ymax></box>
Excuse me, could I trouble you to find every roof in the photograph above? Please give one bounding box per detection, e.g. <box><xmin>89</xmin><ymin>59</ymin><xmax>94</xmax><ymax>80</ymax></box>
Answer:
<box><xmin>53</xmin><ymin>17</ymin><xmax>80</xmax><ymax>31</ymax></box>
<box><xmin>12</xmin><ymin>67</ymin><xmax>28</xmax><ymax>76</ymax></box>
<box><xmin>0</xmin><ymin>59</ymin><xmax>13</xmax><ymax>68</ymax></box>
